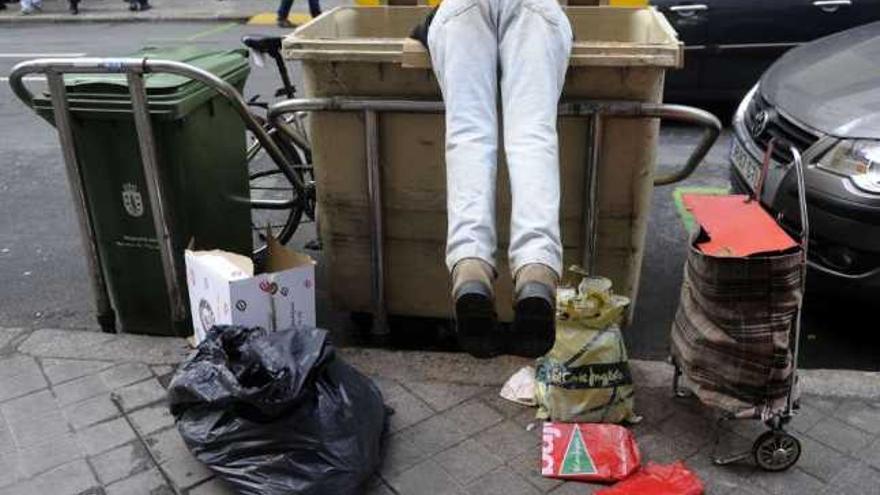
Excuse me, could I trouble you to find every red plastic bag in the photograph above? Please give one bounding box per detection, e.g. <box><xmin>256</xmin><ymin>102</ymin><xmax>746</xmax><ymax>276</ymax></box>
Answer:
<box><xmin>541</xmin><ymin>423</ymin><xmax>640</xmax><ymax>482</ymax></box>
<box><xmin>596</xmin><ymin>462</ymin><xmax>704</xmax><ymax>495</ymax></box>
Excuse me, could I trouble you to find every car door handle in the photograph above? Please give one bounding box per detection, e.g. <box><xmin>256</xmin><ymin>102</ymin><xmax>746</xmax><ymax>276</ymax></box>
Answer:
<box><xmin>669</xmin><ymin>4</ymin><xmax>708</xmax><ymax>17</ymax></box>
<box><xmin>813</xmin><ymin>0</ymin><xmax>851</xmax><ymax>12</ymax></box>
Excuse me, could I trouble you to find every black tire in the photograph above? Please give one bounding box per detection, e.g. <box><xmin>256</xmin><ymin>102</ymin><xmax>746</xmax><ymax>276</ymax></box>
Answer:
<box><xmin>753</xmin><ymin>431</ymin><xmax>801</xmax><ymax>472</ymax></box>
<box><xmin>250</xmin><ymin>169</ymin><xmax>307</xmax><ymax>242</ymax></box>
<box><xmin>247</xmin><ymin>126</ymin><xmax>313</xmax><ymax>255</ymax></box>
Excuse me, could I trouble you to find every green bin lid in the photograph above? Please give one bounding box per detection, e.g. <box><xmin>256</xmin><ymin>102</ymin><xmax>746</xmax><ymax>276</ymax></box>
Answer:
<box><xmin>33</xmin><ymin>46</ymin><xmax>250</xmax><ymax>120</ymax></box>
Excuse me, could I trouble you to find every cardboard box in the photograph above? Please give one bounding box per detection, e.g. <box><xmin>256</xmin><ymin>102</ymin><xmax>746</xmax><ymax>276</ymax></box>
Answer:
<box><xmin>185</xmin><ymin>236</ymin><xmax>316</xmax><ymax>344</ymax></box>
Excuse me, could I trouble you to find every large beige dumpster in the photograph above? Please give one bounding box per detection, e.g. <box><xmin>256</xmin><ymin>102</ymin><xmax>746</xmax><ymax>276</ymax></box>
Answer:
<box><xmin>282</xmin><ymin>6</ymin><xmax>689</xmax><ymax>323</ymax></box>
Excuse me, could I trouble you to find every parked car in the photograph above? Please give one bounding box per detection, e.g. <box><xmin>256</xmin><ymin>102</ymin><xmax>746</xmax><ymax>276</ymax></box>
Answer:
<box><xmin>729</xmin><ymin>21</ymin><xmax>880</xmax><ymax>295</ymax></box>
<box><xmin>654</xmin><ymin>0</ymin><xmax>880</xmax><ymax>102</ymax></box>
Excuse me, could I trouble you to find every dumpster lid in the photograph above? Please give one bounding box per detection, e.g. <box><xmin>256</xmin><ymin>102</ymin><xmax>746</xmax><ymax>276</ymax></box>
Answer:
<box><xmin>62</xmin><ymin>46</ymin><xmax>249</xmax><ymax>96</ymax></box>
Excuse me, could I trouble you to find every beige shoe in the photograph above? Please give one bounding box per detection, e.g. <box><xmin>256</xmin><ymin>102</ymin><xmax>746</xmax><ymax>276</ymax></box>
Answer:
<box><xmin>511</xmin><ymin>263</ymin><xmax>558</xmax><ymax>358</ymax></box>
<box><xmin>514</xmin><ymin>263</ymin><xmax>558</xmax><ymax>296</ymax></box>
<box><xmin>451</xmin><ymin>258</ymin><xmax>500</xmax><ymax>359</ymax></box>
<box><xmin>452</xmin><ymin>258</ymin><xmax>495</xmax><ymax>299</ymax></box>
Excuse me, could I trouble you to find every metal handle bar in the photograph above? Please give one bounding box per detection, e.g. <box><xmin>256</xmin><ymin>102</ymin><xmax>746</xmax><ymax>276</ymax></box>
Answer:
<box><xmin>813</xmin><ymin>0</ymin><xmax>850</xmax><ymax>12</ymax></box>
<box><xmin>791</xmin><ymin>148</ymin><xmax>810</xmax><ymax>238</ymax></box>
<box><xmin>643</xmin><ymin>104</ymin><xmax>722</xmax><ymax>185</ymax></box>
<box><xmin>669</xmin><ymin>3</ymin><xmax>708</xmax><ymax>18</ymax></box>
<box><xmin>792</xmin><ymin>145</ymin><xmax>810</xmax><ymax>283</ymax></box>
<box><xmin>267</xmin><ymin>97</ymin><xmax>721</xmax><ymax>187</ymax></box>
<box><xmin>9</xmin><ymin>57</ymin><xmax>304</xmax><ymax>193</ymax></box>
<box><xmin>267</xmin><ymin>97</ymin><xmax>720</xmax><ymax>334</ymax></box>
<box><xmin>669</xmin><ymin>4</ymin><xmax>708</xmax><ymax>12</ymax></box>
<box><xmin>788</xmin><ymin>146</ymin><xmax>809</xmax><ymax>417</ymax></box>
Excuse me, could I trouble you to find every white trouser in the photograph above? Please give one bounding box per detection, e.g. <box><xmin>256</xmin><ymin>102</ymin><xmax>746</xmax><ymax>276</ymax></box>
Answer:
<box><xmin>428</xmin><ymin>0</ymin><xmax>572</xmax><ymax>278</ymax></box>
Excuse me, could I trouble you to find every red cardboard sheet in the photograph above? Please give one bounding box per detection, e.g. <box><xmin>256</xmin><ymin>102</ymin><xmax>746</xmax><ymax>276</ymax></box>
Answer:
<box><xmin>683</xmin><ymin>194</ymin><xmax>797</xmax><ymax>257</ymax></box>
<box><xmin>541</xmin><ymin>423</ymin><xmax>640</xmax><ymax>483</ymax></box>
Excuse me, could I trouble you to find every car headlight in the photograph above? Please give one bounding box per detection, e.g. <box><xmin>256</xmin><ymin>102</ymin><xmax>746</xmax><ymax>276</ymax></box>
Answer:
<box><xmin>816</xmin><ymin>139</ymin><xmax>880</xmax><ymax>194</ymax></box>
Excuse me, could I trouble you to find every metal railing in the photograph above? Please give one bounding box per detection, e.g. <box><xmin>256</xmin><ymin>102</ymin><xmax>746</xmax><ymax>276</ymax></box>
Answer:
<box><xmin>268</xmin><ymin>97</ymin><xmax>721</xmax><ymax>333</ymax></box>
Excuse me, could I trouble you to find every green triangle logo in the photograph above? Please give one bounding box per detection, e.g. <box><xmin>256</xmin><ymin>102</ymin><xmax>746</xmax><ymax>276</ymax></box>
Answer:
<box><xmin>559</xmin><ymin>427</ymin><xmax>597</xmax><ymax>476</ymax></box>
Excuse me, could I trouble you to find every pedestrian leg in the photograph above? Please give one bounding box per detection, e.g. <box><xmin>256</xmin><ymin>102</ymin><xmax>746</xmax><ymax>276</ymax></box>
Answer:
<box><xmin>307</xmin><ymin>0</ymin><xmax>322</xmax><ymax>18</ymax></box>
<box><xmin>277</xmin><ymin>0</ymin><xmax>294</xmax><ymax>26</ymax></box>
<box><xmin>21</xmin><ymin>0</ymin><xmax>42</xmax><ymax>14</ymax></box>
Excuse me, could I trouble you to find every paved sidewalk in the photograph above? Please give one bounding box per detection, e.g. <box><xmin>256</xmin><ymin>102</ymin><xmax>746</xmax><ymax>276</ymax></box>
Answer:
<box><xmin>0</xmin><ymin>0</ymin><xmax>345</xmax><ymax>23</ymax></box>
<box><xmin>0</xmin><ymin>326</ymin><xmax>877</xmax><ymax>494</ymax></box>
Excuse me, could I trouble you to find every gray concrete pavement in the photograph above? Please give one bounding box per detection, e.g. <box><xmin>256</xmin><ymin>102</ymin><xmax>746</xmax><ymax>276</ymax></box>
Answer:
<box><xmin>0</xmin><ymin>326</ymin><xmax>878</xmax><ymax>494</ymax></box>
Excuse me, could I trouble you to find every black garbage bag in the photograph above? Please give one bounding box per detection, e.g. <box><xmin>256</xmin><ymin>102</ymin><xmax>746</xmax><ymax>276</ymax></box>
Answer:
<box><xmin>168</xmin><ymin>325</ymin><xmax>386</xmax><ymax>495</ymax></box>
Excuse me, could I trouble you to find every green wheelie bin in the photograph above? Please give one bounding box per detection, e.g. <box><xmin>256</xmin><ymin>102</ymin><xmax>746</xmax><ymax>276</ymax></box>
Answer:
<box><xmin>31</xmin><ymin>46</ymin><xmax>253</xmax><ymax>337</ymax></box>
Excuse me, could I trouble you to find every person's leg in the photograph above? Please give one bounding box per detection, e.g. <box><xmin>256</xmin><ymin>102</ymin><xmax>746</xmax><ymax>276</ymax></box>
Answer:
<box><xmin>499</xmin><ymin>0</ymin><xmax>572</xmax><ymax>356</ymax></box>
<box><xmin>277</xmin><ymin>0</ymin><xmax>293</xmax><ymax>23</ymax></box>
<box><xmin>429</xmin><ymin>0</ymin><xmax>499</xmax><ymax>276</ymax></box>
<box><xmin>499</xmin><ymin>0</ymin><xmax>570</xmax><ymax>278</ymax></box>
<box><xmin>428</xmin><ymin>0</ymin><xmax>501</xmax><ymax>357</ymax></box>
<box><xmin>307</xmin><ymin>0</ymin><xmax>321</xmax><ymax>18</ymax></box>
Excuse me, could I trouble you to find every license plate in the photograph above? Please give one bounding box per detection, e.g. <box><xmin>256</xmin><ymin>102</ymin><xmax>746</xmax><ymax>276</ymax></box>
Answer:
<box><xmin>730</xmin><ymin>140</ymin><xmax>761</xmax><ymax>191</ymax></box>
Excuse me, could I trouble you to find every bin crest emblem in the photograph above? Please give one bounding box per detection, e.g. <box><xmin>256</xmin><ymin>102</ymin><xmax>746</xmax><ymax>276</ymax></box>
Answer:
<box><xmin>122</xmin><ymin>183</ymin><xmax>144</xmax><ymax>218</ymax></box>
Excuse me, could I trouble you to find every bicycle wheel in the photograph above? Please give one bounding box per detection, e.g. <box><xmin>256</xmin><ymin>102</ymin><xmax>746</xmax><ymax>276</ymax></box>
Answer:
<box><xmin>247</xmin><ymin>123</ymin><xmax>314</xmax><ymax>256</ymax></box>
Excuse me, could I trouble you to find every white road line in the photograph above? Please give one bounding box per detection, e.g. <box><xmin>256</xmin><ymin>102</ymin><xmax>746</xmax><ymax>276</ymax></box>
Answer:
<box><xmin>0</xmin><ymin>53</ymin><xmax>86</xmax><ymax>83</ymax></box>
<box><xmin>0</xmin><ymin>53</ymin><xmax>87</xmax><ymax>58</ymax></box>
<box><xmin>0</xmin><ymin>76</ymin><xmax>46</xmax><ymax>82</ymax></box>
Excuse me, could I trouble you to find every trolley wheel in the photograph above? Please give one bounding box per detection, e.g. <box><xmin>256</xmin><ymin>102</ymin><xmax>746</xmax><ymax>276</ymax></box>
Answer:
<box><xmin>753</xmin><ymin>431</ymin><xmax>801</xmax><ymax>472</ymax></box>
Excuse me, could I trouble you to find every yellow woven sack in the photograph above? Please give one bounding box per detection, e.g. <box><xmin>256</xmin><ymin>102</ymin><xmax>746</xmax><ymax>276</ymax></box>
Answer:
<box><xmin>535</xmin><ymin>271</ymin><xmax>637</xmax><ymax>423</ymax></box>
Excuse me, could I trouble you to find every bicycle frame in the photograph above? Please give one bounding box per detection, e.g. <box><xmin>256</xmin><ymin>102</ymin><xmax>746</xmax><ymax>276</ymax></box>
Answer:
<box><xmin>268</xmin><ymin>97</ymin><xmax>722</xmax><ymax>334</ymax></box>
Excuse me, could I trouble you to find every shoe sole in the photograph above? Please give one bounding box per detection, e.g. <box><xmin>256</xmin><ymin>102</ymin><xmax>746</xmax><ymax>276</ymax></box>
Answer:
<box><xmin>455</xmin><ymin>289</ymin><xmax>500</xmax><ymax>359</ymax></box>
<box><xmin>511</xmin><ymin>292</ymin><xmax>555</xmax><ymax>358</ymax></box>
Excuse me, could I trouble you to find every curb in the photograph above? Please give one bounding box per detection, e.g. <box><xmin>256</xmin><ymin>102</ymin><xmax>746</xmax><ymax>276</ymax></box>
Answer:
<box><xmin>0</xmin><ymin>13</ymin><xmax>250</xmax><ymax>23</ymax></box>
<box><xmin>339</xmin><ymin>348</ymin><xmax>880</xmax><ymax>400</ymax></box>
<box><xmin>799</xmin><ymin>368</ymin><xmax>880</xmax><ymax>399</ymax></box>
<box><xmin>3</xmin><ymin>327</ymin><xmax>877</xmax><ymax>400</ymax></box>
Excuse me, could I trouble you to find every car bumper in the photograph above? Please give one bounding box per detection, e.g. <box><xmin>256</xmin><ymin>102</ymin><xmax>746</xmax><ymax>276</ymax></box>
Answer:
<box><xmin>730</xmin><ymin>89</ymin><xmax>880</xmax><ymax>293</ymax></box>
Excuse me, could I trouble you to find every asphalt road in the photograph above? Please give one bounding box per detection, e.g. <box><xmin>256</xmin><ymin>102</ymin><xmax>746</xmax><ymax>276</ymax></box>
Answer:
<box><xmin>1</xmin><ymin>22</ymin><xmax>876</xmax><ymax>371</ymax></box>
